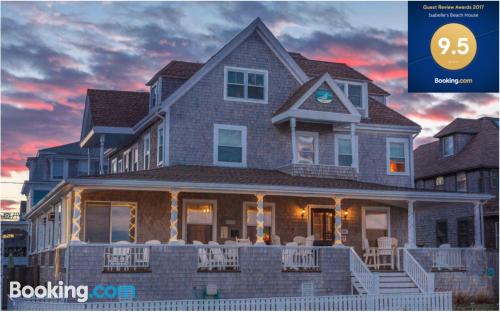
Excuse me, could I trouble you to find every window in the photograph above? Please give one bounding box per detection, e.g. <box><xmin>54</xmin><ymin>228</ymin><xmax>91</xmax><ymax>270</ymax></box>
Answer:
<box><xmin>457</xmin><ymin>218</ymin><xmax>473</xmax><ymax>247</ymax></box>
<box><xmin>117</xmin><ymin>159</ymin><xmax>123</xmax><ymax>173</ymax></box>
<box><xmin>243</xmin><ymin>202</ymin><xmax>274</xmax><ymax>243</ymax></box>
<box><xmin>150</xmin><ymin>84</ymin><xmax>158</xmax><ymax>109</ymax></box>
<box><xmin>442</xmin><ymin>135</ymin><xmax>454</xmax><ymax>157</ymax></box>
<box><xmin>51</xmin><ymin>159</ymin><xmax>64</xmax><ymax>179</ymax></box>
<box><xmin>335</xmin><ymin>81</ymin><xmax>364</xmax><ymax>108</ymax></box>
<box><xmin>335</xmin><ymin>134</ymin><xmax>357</xmax><ymax>167</ymax></box>
<box><xmin>491</xmin><ymin>170</ymin><xmax>498</xmax><ymax>191</ymax></box>
<box><xmin>436</xmin><ymin>176</ymin><xmax>445</xmax><ymax>190</ymax></box>
<box><xmin>111</xmin><ymin>158</ymin><xmax>117</xmax><ymax>174</ymax></box>
<box><xmin>183</xmin><ymin>200</ymin><xmax>216</xmax><ymax>244</ymax></box>
<box><xmin>157</xmin><ymin>125</ymin><xmax>164</xmax><ymax>166</ymax></box>
<box><xmin>295</xmin><ymin>131</ymin><xmax>319</xmax><ymax>164</ymax></box>
<box><xmin>224</xmin><ymin>67</ymin><xmax>268</xmax><ymax>103</ymax></box>
<box><xmin>386</xmin><ymin>138</ymin><xmax>409</xmax><ymax>175</ymax></box>
<box><xmin>457</xmin><ymin>172</ymin><xmax>467</xmax><ymax>192</ymax></box>
<box><xmin>143</xmin><ymin>134</ymin><xmax>150</xmax><ymax>170</ymax></box>
<box><xmin>132</xmin><ymin>146</ymin><xmax>139</xmax><ymax>171</ymax></box>
<box><xmin>213</xmin><ymin>124</ymin><xmax>247</xmax><ymax>167</ymax></box>
<box><xmin>32</xmin><ymin>190</ymin><xmax>49</xmax><ymax>207</ymax></box>
<box><xmin>85</xmin><ymin>202</ymin><xmax>136</xmax><ymax>243</ymax></box>
<box><xmin>436</xmin><ymin>220</ymin><xmax>448</xmax><ymax>246</ymax></box>
<box><xmin>123</xmin><ymin>150</ymin><xmax>131</xmax><ymax>172</ymax></box>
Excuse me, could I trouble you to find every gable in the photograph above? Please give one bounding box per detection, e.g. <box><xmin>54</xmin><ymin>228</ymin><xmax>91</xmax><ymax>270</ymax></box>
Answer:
<box><xmin>298</xmin><ymin>82</ymin><xmax>350</xmax><ymax>114</ymax></box>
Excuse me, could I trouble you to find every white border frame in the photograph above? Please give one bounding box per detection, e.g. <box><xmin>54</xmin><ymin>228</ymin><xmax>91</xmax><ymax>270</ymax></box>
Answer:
<box><xmin>306</xmin><ymin>204</ymin><xmax>335</xmax><ymax>239</ymax></box>
<box><xmin>224</xmin><ymin>66</ymin><xmax>268</xmax><ymax>104</ymax></box>
<box><xmin>361</xmin><ymin>206</ymin><xmax>391</xmax><ymax>245</ymax></box>
<box><xmin>334</xmin><ymin>79</ymin><xmax>369</xmax><ymax>116</ymax></box>
<box><xmin>110</xmin><ymin>158</ymin><xmax>117</xmax><ymax>174</ymax></box>
<box><xmin>157</xmin><ymin>125</ymin><xmax>164</xmax><ymax>167</ymax></box>
<box><xmin>182</xmin><ymin>199</ymin><xmax>218</xmax><ymax>242</ymax></box>
<box><xmin>334</xmin><ymin>134</ymin><xmax>359</xmax><ymax>169</ymax></box>
<box><xmin>213</xmin><ymin>124</ymin><xmax>248</xmax><ymax>168</ymax></box>
<box><xmin>294</xmin><ymin>131</ymin><xmax>319</xmax><ymax>165</ymax></box>
<box><xmin>143</xmin><ymin>133</ymin><xmax>151</xmax><ymax>170</ymax></box>
<box><xmin>242</xmin><ymin>201</ymin><xmax>276</xmax><ymax>239</ymax></box>
<box><xmin>123</xmin><ymin>149</ymin><xmax>131</xmax><ymax>173</ymax></box>
<box><xmin>386</xmin><ymin>137</ymin><xmax>410</xmax><ymax>176</ymax></box>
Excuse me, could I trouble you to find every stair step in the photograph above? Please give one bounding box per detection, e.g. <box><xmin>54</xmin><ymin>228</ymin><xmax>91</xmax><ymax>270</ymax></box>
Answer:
<box><xmin>376</xmin><ymin>272</ymin><xmax>407</xmax><ymax>277</ymax></box>
<box><xmin>379</xmin><ymin>277</ymin><xmax>413</xmax><ymax>282</ymax></box>
<box><xmin>379</xmin><ymin>282</ymin><xmax>418</xmax><ymax>288</ymax></box>
<box><xmin>379</xmin><ymin>288</ymin><xmax>421</xmax><ymax>294</ymax></box>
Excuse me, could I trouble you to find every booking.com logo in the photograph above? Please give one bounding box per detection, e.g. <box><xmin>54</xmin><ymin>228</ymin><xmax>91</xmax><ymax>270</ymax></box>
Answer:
<box><xmin>9</xmin><ymin>281</ymin><xmax>136</xmax><ymax>302</ymax></box>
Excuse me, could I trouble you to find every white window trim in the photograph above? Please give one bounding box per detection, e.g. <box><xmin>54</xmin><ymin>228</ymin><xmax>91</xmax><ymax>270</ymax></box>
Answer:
<box><xmin>386</xmin><ymin>137</ymin><xmax>410</xmax><ymax>176</ymax></box>
<box><xmin>242</xmin><ymin>201</ymin><xmax>276</xmax><ymax>239</ymax></box>
<box><xmin>334</xmin><ymin>79</ymin><xmax>368</xmax><ymax>115</ymax></box>
<box><xmin>213</xmin><ymin>124</ymin><xmax>247</xmax><ymax>168</ymax></box>
<box><xmin>334</xmin><ymin>134</ymin><xmax>358</xmax><ymax>168</ymax></box>
<box><xmin>132</xmin><ymin>145</ymin><xmax>138</xmax><ymax>172</ymax></box>
<box><xmin>149</xmin><ymin>81</ymin><xmax>160</xmax><ymax>110</ymax></box>
<box><xmin>143</xmin><ymin>133</ymin><xmax>151</xmax><ymax>170</ymax></box>
<box><xmin>111</xmin><ymin>158</ymin><xmax>117</xmax><ymax>174</ymax></box>
<box><xmin>294</xmin><ymin>131</ymin><xmax>319</xmax><ymax>165</ymax></box>
<box><xmin>157</xmin><ymin>125</ymin><xmax>164</xmax><ymax>166</ymax></box>
<box><xmin>182</xmin><ymin>199</ymin><xmax>218</xmax><ymax>242</ymax></box>
<box><xmin>224</xmin><ymin>66</ymin><xmax>268</xmax><ymax>104</ymax></box>
<box><xmin>123</xmin><ymin>149</ymin><xmax>131</xmax><ymax>172</ymax></box>
<box><xmin>361</xmin><ymin>206</ymin><xmax>391</xmax><ymax>245</ymax></box>
<box><xmin>442</xmin><ymin>135</ymin><xmax>454</xmax><ymax>157</ymax></box>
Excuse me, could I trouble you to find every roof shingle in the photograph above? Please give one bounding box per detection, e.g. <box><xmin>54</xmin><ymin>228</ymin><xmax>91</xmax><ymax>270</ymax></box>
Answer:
<box><xmin>146</xmin><ymin>61</ymin><xmax>204</xmax><ymax>86</ymax></box>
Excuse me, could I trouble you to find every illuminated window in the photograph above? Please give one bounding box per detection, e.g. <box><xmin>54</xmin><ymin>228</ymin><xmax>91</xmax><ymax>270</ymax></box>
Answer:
<box><xmin>224</xmin><ymin>67</ymin><xmax>267</xmax><ymax>103</ymax></box>
<box><xmin>387</xmin><ymin>138</ymin><xmax>409</xmax><ymax>175</ymax></box>
<box><xmin>295</xmin><ymin>131</ymin><xmax>318</xmax><ymax>164</ymax></box>
<box><xmin>442</xmin><ymin>135</ymin><xmax>454</xmax><ymax>157</ymax></box>
<box><xmin>184</xmin><ymin>200</ymin><xmax>216</xmax><ymax>244</ymax></box>
<box><xmin>436</xmin><ymin>176</ymin><xmax>444</xmax><ymax>186</ymax></box>
<box><xmin>457</xmin><ymin>172</ymin><xmax>467</xmax><ymax>192</ymax></box>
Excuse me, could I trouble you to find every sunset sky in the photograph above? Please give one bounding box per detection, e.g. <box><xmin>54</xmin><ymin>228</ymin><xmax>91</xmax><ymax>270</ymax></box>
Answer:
<box><xmin>1</xmin><ymin>1</ymin><xmax>498</xmax><ymax>211</ymax></box>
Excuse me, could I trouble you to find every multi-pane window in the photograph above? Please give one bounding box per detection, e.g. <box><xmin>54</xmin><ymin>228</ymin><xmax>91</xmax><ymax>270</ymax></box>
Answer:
<box><xmin>143</xmin><ymin>134</ymin><xmax>150</xmax><ymax>170</ymax></box>
<box><xmin>387</xmin><ymin>138</ymin><xmax>408</xmax><ymax>175</ymax></box>
<box><xmin>457</xmin><ymin>172</ymin><xmax>467</xmax><ymax>192</ymax></box>
<box><xmin>157</xmin><ymin>126</ymin><xmax>164</xmax><ymax>165</ymax></box>
<box><xmin>336</xmin><ymin>135</ymin><xmax>354</xmax><ymax>167</ymax></box>
<box><xmin>335</xmin><ymin>82</ymin><xmax>363</xmax><ymax>107</ymax></box>
<box><xmin>436</xmin><ymin>220</ymin><xmax>448</xmax><ymax>246</ymax></box>
<box><xmin>85</xmin><ymin>202</ymin><xmax>136</xmax><ymax>243</ymax></box>
<box><xmin>295</xmin><ymin>131</ymin><xmax>318</xmax><ymax>164</ymax></box>
<box><xmin>225</xmin><ymin>67</ymin><xmax>267</xmax><ymax>102</ymax></box>
<box><xmin>51</xmin><ymin>159</ymin><xmax>64</xmax><ymax>179</ymax></box>
<box><xmin>442</xmin><ymin>135</ymin><xmax>454</xmax><ymax>157</ymax></box>
<box><xmin>214</xmin><ymin>124</ymin><xmax>246</xmax><ymax>167</ymax></box>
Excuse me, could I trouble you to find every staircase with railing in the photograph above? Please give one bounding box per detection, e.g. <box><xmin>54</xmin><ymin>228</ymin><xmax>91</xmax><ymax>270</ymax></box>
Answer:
<box><xmin>349</xmin><ymin>248</ymin><xmax>379</xmax><ymax>295</ymax></box>
<box><xmin>402</xmin><ymin>248</ymin><xmax>435</xmax><ymax>293</ymax></box>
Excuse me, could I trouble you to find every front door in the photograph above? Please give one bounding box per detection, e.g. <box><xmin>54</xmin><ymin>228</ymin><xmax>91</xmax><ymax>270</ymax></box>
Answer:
<box><xmin>311</xmin><ymin>208</ymin><xmax>334</xmax><ymax>246</ymax></box>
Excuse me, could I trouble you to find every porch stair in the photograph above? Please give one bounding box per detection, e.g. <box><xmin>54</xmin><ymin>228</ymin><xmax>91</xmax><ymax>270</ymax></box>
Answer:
<box><xmin>351</xmin><ymin>272</ymin><xmax>421</xmax><ymax>295</ymax></box>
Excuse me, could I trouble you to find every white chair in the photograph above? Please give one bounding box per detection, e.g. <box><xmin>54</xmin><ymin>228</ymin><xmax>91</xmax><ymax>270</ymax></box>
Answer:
<box><xmin>192</xmin><ymin>240</ymin><xmax>204</xmax><ymax>245</ymax></box>
<box><xmin>169</xmin><ymin>239</ymin><xmax>186</xmax><ymax>245</ymax></box>
<box><xmin>377</xmin><ymin>237</ymin><xmax>395</xmax><ymax>270</ymax></box>
<box><xmin>224</xmin><ymin>240</ymin><xmax>236</xmax><ymax>245</ymax></box>
<box><xmin>362</xmin><ymin>238</ymin><xmax>377</xmax><ymax>269</ymax></box>
<box><xmin>293</xmin><ymin>236</ymin><xmax>306</xmax><ymax>246</ymax></box>
<box><xmin>305</xmin><ymin>235</ymin><xmax>315</xmax><ymax>247</ymax></box>
<box><xmin>286</xmin><ymin>242</ymin><xmax>298</xmax><ymax>247</ymax></box>
<box><xmin>145</xmin><ymin>240</ymin><xmax>161</xmax><ymax>245</ymax></box>
<box><xmin>271</xmin><ymin>235</ymin><xmax>281</xmax><ymax>246</ymax></box>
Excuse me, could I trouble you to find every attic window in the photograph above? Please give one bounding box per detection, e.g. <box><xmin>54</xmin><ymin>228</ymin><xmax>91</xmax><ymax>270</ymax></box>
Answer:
<box><xmin>336</xmin><ymin>82</ymin><xmax>363</xmax><ymax>107</ymax></box>
<box><xmin>150</xmin><ymin>84</ymin><xmax>158</xmax><ymax>109</ymax></box>
<box><xmin>224</xmin><ymin>67</ymin><xmax>267</xmax><ymax>103</ymax></box>
<box><xmin>442</xmin><ymin>135</ymin><xmax>454</xmax><ymax>157</ymax></box>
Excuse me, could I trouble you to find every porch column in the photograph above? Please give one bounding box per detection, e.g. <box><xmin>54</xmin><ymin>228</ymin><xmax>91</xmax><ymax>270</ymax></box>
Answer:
<box><xmin>99</xmin><ymin>134</ymin><xmax>105</xmax><ymax>175</ymax></box>
<box><xmin>333</xmin><ymin>197</ymin><xmax>343</xmax><ymax>246</ymax></box>
<box><xmin>70</xmin><ymin>188</ymin><xmax>82</xmax><ymax>242</ymax></box>
<box><xmin>169</xmin><ymin>190</ymin><xmax>179</xmax><ymax>243</ymax></box>
<box><xmin>290</xmin><ymin>118</ymin><xmax>297</xmax><ymax>163</ymax></box>
<box><xmin>407</xmin><ymin>200</ymin><xmax>416</xmax><ymax>248</ymax></box>
<box><xmin>473</xmin><ymin>201</ymin><xmax>483</xmax><ymax>248</ymax></box>
<box><xmin>255</xmin><ymin>193</ymin><xmax>265</xmax><ymax>245</ymax></box>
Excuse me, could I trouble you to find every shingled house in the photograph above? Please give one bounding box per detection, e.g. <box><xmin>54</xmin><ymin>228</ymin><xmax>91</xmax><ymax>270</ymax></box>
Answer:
<box><xmin>415</xmin><ymin>117</ymin><xmax>499</xmax><ymax>249</ymax></box>
<box><xmin>23</xmin><ymin>18</ymin><xmax>492</xmax><ymax>302</ymax></box>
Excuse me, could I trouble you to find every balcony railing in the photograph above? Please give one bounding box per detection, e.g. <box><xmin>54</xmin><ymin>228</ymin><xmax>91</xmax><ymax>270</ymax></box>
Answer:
<box><xmin>430</xmin><ymin>248</ymin><xmax>465</xmax><ymax>271</ymax></box>
<box><xmin>282</xmin><ymin>247</ymin><xmax>320</xmax><ymax>272</ymax></box>
<box><xmin>197</xmin><ymin>246</ymin><xmax>240</xmax><ymax>271</ymax></box>
<box><xmin>103</xmin><ymin>246</ymin><xmax>151</xmax><ymax>273</ymax></box>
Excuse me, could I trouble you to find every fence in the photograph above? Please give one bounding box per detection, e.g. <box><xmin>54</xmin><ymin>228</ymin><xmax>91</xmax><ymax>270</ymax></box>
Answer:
<box><xmin>197</xmin><ymin>246</ymin><xmax>240</xmax><ymax>271</ymax></box>
<box><xmin>9</xmin><ymin>292</ymin><xmax>452</xmax><ymax>311</ymax></box>
<box><xmin>103</xmin><ymin>246</ymin><xmax>150</xmax><ymax>272</ymax></box>
<box><xmin>430</xmin><ymin>248</ymin><xmax>465</xmax><ymax>271</ymax></box>
<box><xmin>282</xmin><ymin>247</ymin><xmax>320</xmax><ymax>271</ymax></box>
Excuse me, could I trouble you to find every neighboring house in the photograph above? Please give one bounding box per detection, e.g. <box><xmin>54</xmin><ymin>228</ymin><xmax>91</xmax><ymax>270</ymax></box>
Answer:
<box><xmin>415</xmin><ymin>117</ymin><xmax>499</xmax><ymax>249</ymax></box>
<box><xmin>21</xmin><ymin>142</ymin><xmax>102</xmax><ymax>212</ymax></box>
<box><xmin>23</xmin><ymin>19</ymin><xmax>492</xmax><ymax>301</ymax></box>
<box><xmin>1</xmin><ymin>202</ymin><xmax>29</xmax><ymax>267</ymax></box>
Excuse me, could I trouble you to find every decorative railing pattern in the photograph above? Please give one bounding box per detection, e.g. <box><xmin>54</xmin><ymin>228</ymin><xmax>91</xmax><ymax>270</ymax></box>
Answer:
<box><xmin>103</xmin><ymin>246</ymin><xmax>150</xmax><ymax>272</ymax></box>
<box><xmin>430</xmin><ymin>248</ymin><xmax>465</xmax><ymax>270</ymax></box>
<box><xmin>349</xmin><ymin>248</ymin><xmax>379</xmax><ymax>294</ymax></box>
<box><xmin>282</xmin><ymin>247</ymin><xmax>320</xmax><ymax>271</ymax></box>
<box><xmin>9</xmin><ymin>292</ymin><xmax>453</xmax><ymax>311</ymax></box>
<box><xmin>402</xmin><ymin>249</ymin><xmax>434</xmax><ymax>293</ymax></box>
<box><xmin>197</xmin><ymin>246</ymin><xmax>240</xmax><ymax>271</ymax></box>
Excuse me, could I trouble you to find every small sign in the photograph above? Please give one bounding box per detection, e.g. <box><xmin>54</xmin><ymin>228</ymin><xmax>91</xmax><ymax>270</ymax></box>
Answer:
<box><xmin>315</xmin><ymin>89</ymin><xmax>333</xmax><ymax>104</ymax></box>
<box><xmin>341</xmin><ymin>229</ymin><xmax>349</xmax><ymax>235</ymax></box>
<box><xmin>487</xmin><ymin>267</ymin><xmax>495</xmax><ymax>278</ymax></box>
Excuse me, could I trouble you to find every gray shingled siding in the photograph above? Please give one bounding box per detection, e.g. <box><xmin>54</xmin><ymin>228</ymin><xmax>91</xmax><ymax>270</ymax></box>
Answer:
<box><xmin>161</xmin><ymin>77</ymin><xmax>186</xmax><ymax>101</ymax></box>
<box><xmin>298</xmin><ymin>83</ymin><xmax>349</xmax><ymax>113</ymax></box>
<box><xmin>65</xmin><ymin>245</ymin><xmax>351</xmax><ymax>301</ymax></box>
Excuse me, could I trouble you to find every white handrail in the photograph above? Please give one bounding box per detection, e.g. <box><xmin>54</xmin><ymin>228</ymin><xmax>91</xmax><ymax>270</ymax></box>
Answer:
<box><xmin>282</xmin><ymin>247</ymin><xmax>320</xmax><ymax>271</ymax></box>
<box><xmin>402</xmin><ymin>249</ymin><xmax>434</xmax><ymax>293</ymax></box>
<box><xmin>349</xmin><ymin>248</ymin><xmax>379</xmax><ymax>294</ymax></box>
<box><xmin>431</xmin><ymin>248</ymin><xmax>464</xmax><ymax>270</ymax></box>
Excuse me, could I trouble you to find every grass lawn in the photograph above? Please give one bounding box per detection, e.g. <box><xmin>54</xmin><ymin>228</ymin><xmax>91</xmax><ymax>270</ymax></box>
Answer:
<box><xmin>454</xmin><ymin>303</ymin><xmax>499</xmax><ymax>311</ymax></box>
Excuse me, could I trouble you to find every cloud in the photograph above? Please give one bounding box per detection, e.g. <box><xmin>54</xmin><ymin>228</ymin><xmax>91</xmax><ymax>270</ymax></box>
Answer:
<box><xmin>407</xmin><ymin>99</ymin><xmax>474</xmax><ymax>122</ymax></box>
<box><xmin>1</xmin><ymin>200</ymin><xmax>19</xmax><ymax>211</ymax></box>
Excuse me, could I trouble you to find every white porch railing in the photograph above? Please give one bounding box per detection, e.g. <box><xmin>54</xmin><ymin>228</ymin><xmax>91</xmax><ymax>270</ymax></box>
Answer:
<box><xmin>8</xmin><ymin>292</ymin><xmax>453</xmax><ymax>311</ymax></box>
<box><xmin>103</xmin><ymin>246</ymin><xmax>150</xmax><ymax>272</ymax></box>
<box><xmin>282</xmin><ymin>247</ymin><xmax>320</xmax><ymax>271</ymax></box>
<box><xmin>430</xmin><ymin>248</ymin><xmax>465</xmax><ymax>270</ymax></box>
<box><xmin>349</xmin><ymin>248</ymin><xmax>379</xmax><ymax>294</ymax></box>
<box><xmin>402</xmin><ymin>249</ymin><xmax>434</xmax><ymax>293</ymax></box>
<box><xmin>197</xmin><ymin>246</ymin><xmax>240</xmax><ymax>271</ymax></box>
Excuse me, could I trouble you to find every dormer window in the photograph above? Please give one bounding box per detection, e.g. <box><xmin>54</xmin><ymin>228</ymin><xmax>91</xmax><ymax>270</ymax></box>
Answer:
<box><xmin>335</xmin><ymin>81</ymin><xmax>367</xmax><ymax>111</ymax></box>
<box><xmin>150</xmin><ymin>84</ymin><xmax>158</xmax><ymax>110</ymax></box>
<box><xmin>224</xmin><ymin>67</ymin><xmax>268</xmax><ymax>103</ymax></box>
<box><xmin>442</xmin><ymin>135</ymin><xmax>454</xmax><ymax>157</ymax></box>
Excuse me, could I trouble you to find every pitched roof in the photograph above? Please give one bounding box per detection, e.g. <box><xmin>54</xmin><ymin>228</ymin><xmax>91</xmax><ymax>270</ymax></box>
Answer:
<box><xmin>362</xmin><ymin>97</ymin><xmax>420</xmax><ymax>127</ymax></box>
<box><xmin>415</xmin><ymin>117</ymin><xmax>499</xmax><ymax>179</ymax></box>
<box><xmin>81</xmin><ymin>164</ymin><xmax>419</xmax><ymax>192</ymax></box>
<box><xmin>368</xmin><ymin>82</ymin><xmax>390</xmax><ymax>96</ymax></box>
<box><xmin>274</xmin><ymin>77</ymin><xmax>319</xmax><ymax>116</ymax></box>
<box><xmin>434</xmin><ymin>117</ymin><xmax>482</xmax><ymax>138</ymax></box>
<box><xmin>146</xmin><ymin>61</ymin><xmax>204</xmax><ymax>86</ymax></box>
<box><xmin>39</xmin><ymin>142</ymin><xmax>91</xmax><ymax>156</ymax></box>
<box><xmin>87</xmin><ymin>89</ymin><xmax>150</xmax><ymax>128</ymax></box>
